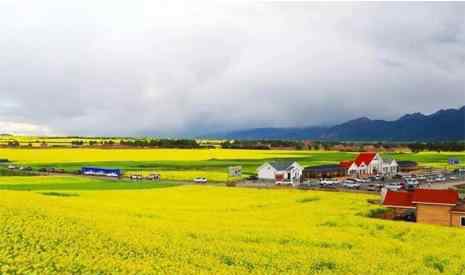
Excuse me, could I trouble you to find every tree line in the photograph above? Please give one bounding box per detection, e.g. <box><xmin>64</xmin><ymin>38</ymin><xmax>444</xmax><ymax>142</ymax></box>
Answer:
<box><xmin>406</xmin><ymin>142</ymin><xmax>465</xmax><ymax>153</ymax></box>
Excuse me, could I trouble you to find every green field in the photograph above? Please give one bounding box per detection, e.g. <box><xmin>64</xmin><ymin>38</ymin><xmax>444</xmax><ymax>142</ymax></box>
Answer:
<box><xmin>0</xmin><ymin>148</ymin><xmax>464</xmax><ymax>182</ymax></box>
<box><xmin>0</xmin><ymin>175</ymin><xmax>178</xmax><ymax>191</ymax></box>
<box><xmin>1</xmin><ymin>179</ymin><xmax>465</xmax><ymax>274</ymax></box>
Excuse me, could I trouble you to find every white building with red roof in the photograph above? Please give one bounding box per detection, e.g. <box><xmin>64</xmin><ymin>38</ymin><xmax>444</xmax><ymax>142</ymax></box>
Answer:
<box><xmin>345</xmin><ymin>152</ymin><xmax>398</xmax><ymax>176</ymax></box>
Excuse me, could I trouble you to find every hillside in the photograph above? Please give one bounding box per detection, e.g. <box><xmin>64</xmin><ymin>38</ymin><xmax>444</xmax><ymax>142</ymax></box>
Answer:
<box><xmin>216</xmin><ymin>106</ymin><xmax>465</xmax><ymax>141</ymax></box>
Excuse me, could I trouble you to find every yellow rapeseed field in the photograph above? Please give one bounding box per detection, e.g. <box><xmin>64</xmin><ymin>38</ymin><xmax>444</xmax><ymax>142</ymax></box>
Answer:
<box><xmin>1</xmin><ymin>186</ymin><xmax>465</xmax><ymax>274</ymax></box>
<box><xmin>0</xmin><ymin>148</ymin><xmax>303</xmax><ymax>163</ymax></box>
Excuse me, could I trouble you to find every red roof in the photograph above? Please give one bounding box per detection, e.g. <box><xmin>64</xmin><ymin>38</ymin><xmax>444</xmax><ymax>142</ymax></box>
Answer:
<box><xmin>339</xmin><ymin>160</ymin><xmax>353</xmax><ymax>169</ymax></box>
<box><xmin>384</xmin><ymin>189</ymin><xmax>460</xmax><ymax>208</ymax></box>
<box><xmin>383</xmin><ymin>191</ymin><xmax>414</xmax><ymax>208</ymax></box>
<box><xmin>412</xmin><ymin>189</ymin><xmax>459</xmax><ymax>205</ymax></box>
<box><xmin>354</xmin><ymin>152</ymin><xmax>376</xmax><ymax>166</ymax></box>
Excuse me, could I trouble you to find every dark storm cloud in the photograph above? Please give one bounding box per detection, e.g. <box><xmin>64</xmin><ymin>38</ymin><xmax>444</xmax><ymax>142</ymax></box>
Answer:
<box><xmin>0</xmin><ymin>1</ymin><xmax>464</xmax><ymax>136</ymax></box>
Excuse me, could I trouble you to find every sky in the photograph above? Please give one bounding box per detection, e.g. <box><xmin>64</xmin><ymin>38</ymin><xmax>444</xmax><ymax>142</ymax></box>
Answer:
<box><xmin>0</xmin><ymin>1</ymin><xmax>464</xmax><ymax>136</ymax></box>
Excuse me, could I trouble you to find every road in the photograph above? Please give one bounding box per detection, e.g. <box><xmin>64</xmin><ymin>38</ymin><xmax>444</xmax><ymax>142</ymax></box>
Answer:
<box><xmin>422</xmin><ymin>180</ymin><xmax>465</xmax><ymax>190</ymax></box>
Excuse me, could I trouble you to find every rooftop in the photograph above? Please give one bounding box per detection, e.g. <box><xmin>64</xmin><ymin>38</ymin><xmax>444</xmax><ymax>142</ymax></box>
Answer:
<box><xmin>303</xmin><ymin>164</ymin><xmax>346</xmax><ymax>172</ymax></box>
<box><xmin>354</xmin><ymin>152</ymin><xmax>376</xmax><ymax>166</ymax></box>
<box><xmin>383</xmin><ymin>191</ymin><xmax>415</xmax><ymax>208</ymax></box>
<box><xmin>384</xmin><ymin>189</ymin><xmax>460</xmax><ymax>208</ymax></box>
<box><xmin>412</xmin><ymin>189</ymin><xmax>459</xmax><ymax>205</ymax></box>
<box><xmin>339</xmin><ymin>160</ymin><xmax>353</xmax><ymax>169</ymax></box>
<box><xmin>269</xmin><ymin>160</ymin><xmax>296</xmax><ymax>171</ymax></box>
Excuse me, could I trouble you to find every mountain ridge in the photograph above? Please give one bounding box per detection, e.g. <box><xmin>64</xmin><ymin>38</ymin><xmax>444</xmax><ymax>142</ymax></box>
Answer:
<box><xmin>210</xmin><ymin>106</ymin><xmax>465</xmax><ymax>141</ymax></box>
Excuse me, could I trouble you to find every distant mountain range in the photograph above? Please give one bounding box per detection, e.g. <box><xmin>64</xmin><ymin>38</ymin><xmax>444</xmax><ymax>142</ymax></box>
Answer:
<box><xmin>212</xmin><ymin>106</ymin><xmax>465</xmax><ymax>141</ymax></box>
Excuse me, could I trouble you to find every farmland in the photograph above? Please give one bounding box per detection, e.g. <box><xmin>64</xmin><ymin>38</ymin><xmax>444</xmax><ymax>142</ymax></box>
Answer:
<box><xmin>0</xmin><ymin>148</ymin><xmax>464</xmax><ymax>182</ymax></box>
<box><xmin>1</xmin><ymin>148</ymin><xmax>465</xmax><ymax>274</ymax></box>
<box><xmin>2</xmin><ymin>183</ymin><xmax>465</xmax><ymax>274</ymax></box>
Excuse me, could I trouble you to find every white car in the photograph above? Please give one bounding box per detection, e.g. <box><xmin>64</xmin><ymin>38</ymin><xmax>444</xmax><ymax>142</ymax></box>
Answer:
<box><xmin>405</xmin><ymin>178</ymin><xmax>418</xmax><ymax>186</ymax></box>
<box><xmin>343</xmin><ymin>181</ymin><xmax>361</xmax><ymax>189</ymax></box>
<box><xmin>367</xmin><ymin>183</ymin><xmax>383</xmax><ymax>191</ymax></box>
<box><xmin>320</xmin><ymin>178</ymin><xmax>339</xmax><ymax>187</ymax></box>
<box><xmin>129</xmin><ymin>174</ymin><xmax>143</xmax><ymax>180</ymax></box>
<box><xmin>194</xmin><ymin>177</ymin><xmax>208</xmax><ymax>184</ymax></box>
<box><xmin>449</xmin><ymin>176</ymin><xmax>458</xmax><ymax>180</ymax></box>
<box><xmin>385</xmin><ymin>182</ymin><xmax>402</xmax><ymax>191</ymax></box>
<box><xmin>349</xmin><ymin>178</ymin><xmax>368</xmax><ymax>183</ymax></box>
<box><xmin>435</xmin><ymin>176</ymin><xmax>446</xmax><ymax>182</ymax></box>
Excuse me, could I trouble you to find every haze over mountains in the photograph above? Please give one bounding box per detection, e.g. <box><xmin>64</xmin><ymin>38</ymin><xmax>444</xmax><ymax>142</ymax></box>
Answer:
<box><xmin>212</xmin><ymin>106</ymin><xmax>465</xmax><ymax>141</ymax></box>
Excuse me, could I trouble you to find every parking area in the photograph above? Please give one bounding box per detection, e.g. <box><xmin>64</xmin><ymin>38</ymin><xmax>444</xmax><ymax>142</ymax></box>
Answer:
<box><xmin>299</xmin><ymin>170</ymin><xmax>465</xmax><ymax>193</ymax></box>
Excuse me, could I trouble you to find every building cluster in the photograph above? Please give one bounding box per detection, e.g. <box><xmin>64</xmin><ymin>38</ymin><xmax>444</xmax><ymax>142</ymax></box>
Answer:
<box><xmin>256</xmin><ymin>152</ymin><xmax>405</xmax><ymax>183</ymax></box>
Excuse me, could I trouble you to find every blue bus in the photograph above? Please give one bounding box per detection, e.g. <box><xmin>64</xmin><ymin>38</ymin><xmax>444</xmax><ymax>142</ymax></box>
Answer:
<box><xmin>80</xmin><ymin>167</ymin><xmax>122</xmax><ymax>178</ymax></box>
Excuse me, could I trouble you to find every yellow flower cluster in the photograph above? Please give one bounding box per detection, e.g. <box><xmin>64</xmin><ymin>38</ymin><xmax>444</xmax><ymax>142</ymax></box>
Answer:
<box><xmin>1</xmin><ymin>186</ymin><xmax>465</xmax><ymax>274</ymax></box>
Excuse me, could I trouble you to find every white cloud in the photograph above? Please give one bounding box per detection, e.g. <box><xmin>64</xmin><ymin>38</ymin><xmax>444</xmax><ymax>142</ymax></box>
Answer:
<box><xmin>0</xmin><ymin>121</ymin><xmax>54</xmax><ymax>135</ymax></box>
<box><xmin>0</xmin><ymin>1</ymin><xmax>463</xmax><ymax>136</ymax></box>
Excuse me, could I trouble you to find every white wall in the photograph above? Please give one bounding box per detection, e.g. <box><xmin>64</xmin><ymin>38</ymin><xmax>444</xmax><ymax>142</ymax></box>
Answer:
<box><xmin>257</xmin><ymin>163</ymin><xmax>276</xmax><ymax>180</ymax></box>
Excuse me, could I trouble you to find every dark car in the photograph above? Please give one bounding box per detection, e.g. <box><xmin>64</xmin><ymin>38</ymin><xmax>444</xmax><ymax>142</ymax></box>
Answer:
<box><xmin>247</xmin><ymin>175</ymin><xmax>258</xmax><ymax>181</ymax></box>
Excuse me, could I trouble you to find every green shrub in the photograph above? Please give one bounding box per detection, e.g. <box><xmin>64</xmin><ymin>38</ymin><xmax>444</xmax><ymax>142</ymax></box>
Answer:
<box><xmin>311</xmin><ymin>260</ymin><xmax>337</xmax><ymax>272</ymax></box>
<box><xmin>297</xmin><ymin>196</ymin><xmax>320</xmax><ymax>203</ymax></box>
<box><xmin>424</xmin><ymin>255</ymin><xmax>448</xmax><ymax>273</ymax></box>
<box><xmin>40</xmin><ymin>192</ymin><xmax>79</xmax><ymax>197</ymax></box>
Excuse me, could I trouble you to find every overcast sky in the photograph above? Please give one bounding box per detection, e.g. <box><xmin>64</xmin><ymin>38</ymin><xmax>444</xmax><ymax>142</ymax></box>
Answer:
<box><xmin>0</xmin><ymin>1</ymin><xmax>464</xmax><ymax>136</ymax></box>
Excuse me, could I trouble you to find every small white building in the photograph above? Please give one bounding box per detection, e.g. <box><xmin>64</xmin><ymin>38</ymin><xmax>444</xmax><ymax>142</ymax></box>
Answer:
<box><xmin>256</xmin><ymin>161</ymin><xmax>303</xmax><ymax>184</ymax></box>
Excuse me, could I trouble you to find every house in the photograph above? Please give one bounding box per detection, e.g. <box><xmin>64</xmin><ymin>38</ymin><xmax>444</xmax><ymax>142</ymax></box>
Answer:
<box><xmin>382</xmin><ymin>157</ymin><xmax>398</xmax><ymax>175</ymax></box>
<box><xmin>302</xmin><ymin>164</ymin><xmax>347</xmax><ymax>180</ymax></box>
<box><xmin>383</xmin><ymin>189</ymin><xmax>465</xmax><ymax>227</ymax></box>
<box><xmin>256</xmin><ymin>161</ymin><xmax>303</xmax><ymax>184</ymax></box>
<box><xmin>346</xmin><ymin>152</ymin><xmax>398</xmax><ymax>176</ymax></box>
<box><xmin>448</xmin><ymin>158</ymin><xmax>460</xmax><ymax>165</ymax></box>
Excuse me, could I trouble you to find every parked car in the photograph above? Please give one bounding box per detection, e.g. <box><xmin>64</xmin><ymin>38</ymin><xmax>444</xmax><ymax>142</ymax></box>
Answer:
<box><xmin>449</xmin><ymin>176</ymin><xmax>458</xmax><ymax>180</ymax></box>
<box><xmin>129</xmin><ymin>174</ymin><xmax>143</xmax><ymax>180</ymax></box>
<box><xmin>348</xmin><ymin>178</ymin><xmax>368</xmax><ymax>183</ymax></box>
<box><xmin>7</xmin><ymin>165</ymin><xmax>17</xmax><ymax>170</ymax></box>
<box><xmin>194</xmin><ymin>177</ymin><xmax>208</xmax><ymax>184</ymax></box>
<box><xmin>145</xmin><ymin>174</ymin><xmax>160</xmax><ymax>181</ymax></box>
<box><xmin>367</xmin><ymin>183</ymin><xmax>383</xmax><ymax>191</ymax></box>
<box><xmin>405</xmin><ymin>178</ymin><xmax>419</xmax><ymax>186</ymax></box>
<box><xmin>385</xmin><ymin>182</ymin><xmax>402</xmax><ymax>191</ymax></box>
<box><xmin>435</xmin><ymin>176</ymin><xmax>446</xmax><ymax>182</ymax></box>
<box><xmin>320</xmin><ymin>178</ymin><xmax>339</xmax><ymax>188</ymax></box>
<box><xmin>342</xmin><ymin>180</ymin><xmax>361</xmax><ymax>189</ymax></box>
